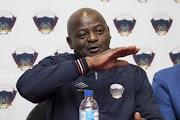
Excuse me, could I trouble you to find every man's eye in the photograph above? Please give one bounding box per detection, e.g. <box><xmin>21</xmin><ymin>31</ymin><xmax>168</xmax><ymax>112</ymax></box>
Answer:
<box><xmin>96</xmin><ymin>29</ymin><xmax>104</xmax><ymax>34</ymax></box>
<box><xmin>77</xmin><ymin>33</ymin><xmax>87</xmax><ymax>39</ymax></box>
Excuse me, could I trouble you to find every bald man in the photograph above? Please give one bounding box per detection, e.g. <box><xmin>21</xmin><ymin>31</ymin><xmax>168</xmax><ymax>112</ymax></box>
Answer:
<box><xmin>17</xmin><ymin>8</ymin><xmax>164</xmax><ymax>120</ymax></box>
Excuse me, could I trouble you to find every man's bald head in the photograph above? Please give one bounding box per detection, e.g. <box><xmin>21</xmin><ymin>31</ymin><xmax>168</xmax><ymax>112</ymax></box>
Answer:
<box><xmin>67</xmin><ymin>8</ymin><xmax>107</xmax><ymax>36</ymax></box>
<box><xmin>66</xmin><ymin>8</ymin><xmax>111</xmax><ymax>58</ymax></box>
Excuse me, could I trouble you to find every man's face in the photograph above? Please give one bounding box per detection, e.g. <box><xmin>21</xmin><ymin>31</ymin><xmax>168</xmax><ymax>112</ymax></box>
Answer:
<box><xmin>67</xmin><ymin>12</ymin><xmax>111</xmax><ymax>58</ymax></box>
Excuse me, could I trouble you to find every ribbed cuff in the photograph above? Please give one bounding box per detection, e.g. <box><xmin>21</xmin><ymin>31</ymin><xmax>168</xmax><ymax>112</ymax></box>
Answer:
<box><xmin>73</xmin><ymin>58</ymin><xmax>89</xmax><ymax>76</ymax></box>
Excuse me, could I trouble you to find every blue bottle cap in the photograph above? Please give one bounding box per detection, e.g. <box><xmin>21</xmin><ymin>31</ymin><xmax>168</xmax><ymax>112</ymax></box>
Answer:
<box><xmin>84</xmin><ymin>90</ymin><xmax>93</xmax><ymax>96</ymax></box>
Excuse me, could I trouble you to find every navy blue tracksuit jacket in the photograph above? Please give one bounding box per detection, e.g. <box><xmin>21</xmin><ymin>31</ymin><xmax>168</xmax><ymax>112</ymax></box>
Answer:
<box><xmin>17</xmin><ymin>53</ymin><xmax>164</xmax><ymax>120</ymax></box>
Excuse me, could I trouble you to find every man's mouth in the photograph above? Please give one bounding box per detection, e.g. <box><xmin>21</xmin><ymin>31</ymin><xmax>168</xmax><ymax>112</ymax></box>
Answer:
<box><xmin>88</xmin><ymin>46</ymin><xmax>100</xmax><ymax>53</ymax></box>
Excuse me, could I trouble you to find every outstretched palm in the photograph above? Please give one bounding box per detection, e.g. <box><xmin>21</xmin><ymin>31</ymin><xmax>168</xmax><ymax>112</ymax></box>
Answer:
<box><xmin>86</xmin><ymin>46</ymin><xmax>139</xmax><ymax>71</ymax></box>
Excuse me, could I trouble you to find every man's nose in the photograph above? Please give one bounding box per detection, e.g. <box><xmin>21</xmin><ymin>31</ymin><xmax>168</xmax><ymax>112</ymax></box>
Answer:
<box><xmin>87</xmin><ymin>32</ymin><xmax>98</xmax><ymax>42</ymax></box>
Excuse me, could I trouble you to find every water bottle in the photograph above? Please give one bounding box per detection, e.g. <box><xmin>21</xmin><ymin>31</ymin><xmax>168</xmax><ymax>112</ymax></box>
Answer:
<box><xmin>79</xmin><ymin>90</ymin><xmax>99</xmax><ymax>120</ymax></box>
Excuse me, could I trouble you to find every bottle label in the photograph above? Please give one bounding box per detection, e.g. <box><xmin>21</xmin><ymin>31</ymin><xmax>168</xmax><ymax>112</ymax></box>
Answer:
<box><xmin>80</xmin><ymin>110</ymin><xmax>99</xmax><ymax>120</ymax></box>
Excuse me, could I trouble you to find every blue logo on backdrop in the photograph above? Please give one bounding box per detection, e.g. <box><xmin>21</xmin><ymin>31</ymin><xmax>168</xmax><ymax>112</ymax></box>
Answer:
<box><xmin>0</xmin><ymin>85</ymin><xmax>17</xmax><ymax>109</ymax></box>
<box><xmin>138</xmin><ymin>0</ymin><xmax>148</xmax><ymax>2</ymax></box>
<box><xmin>101</xmin><ymin>0</ymin><xmax>110</xmax><ymax>2</ymax></box>
<box><xmin>174</xmin><ymin>0</ymin><xmax>180</xmax><ymax>3</ymax></box>
<box><xmin>133</xmin><ymin>47</ymin><xmax>155</xmax><ymax>70</ymax></box>
<box><xmin>12</xmin><ymin>46</ymin><xmax>38</xmax><ymax>71</ymax></box>
<box><xmin>54</xmin><ymin>47</ymin><xmax>73</xmax><ymax>56</ymax></box>
<box><xmin>169</xmin><ymin>48</ymin><xmax>180</xmax><ymax>65</ymax></box>
<box><xmin>113</xmin><ymin>13</ymin><xmax>136</xmax><ymax>36</ymax></box>
<box><xmin>0</xmin><ymin>10</ymin><xmax>16</xmax><ymax>35</ymax></box>
<box><xmin>151</xmin><ymin>13</ymin><xmax>172</xmax><ymax>35</ymax></box>
<box><xmin>33</xmin><ymin>10</ymin><xmax>58</xmax><ymax>34</ymax></box>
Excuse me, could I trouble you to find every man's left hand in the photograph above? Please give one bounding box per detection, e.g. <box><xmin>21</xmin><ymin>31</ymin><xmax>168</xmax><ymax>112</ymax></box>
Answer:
<box><xmin>134</xmin><ymin>112</ymin><xmax>145</xmax><ymax>120</ymax></box>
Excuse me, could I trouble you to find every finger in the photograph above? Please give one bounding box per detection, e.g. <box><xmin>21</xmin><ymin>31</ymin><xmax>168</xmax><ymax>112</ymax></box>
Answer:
<box><xmin>127</xmin><ymin>46</ymin><xmax>140</xmax><ymax>55</ymax></box>
<box><xmin>113</xmin><ymin>46</ymin><xmax>139</xmax><ymax>58</ymax></box>
<box><xmin>111</xmin><ymin>47</ymin><xmax>131</xmax><ymax>58</ymax></box>
<box><xmin>121</xmin><ymin>46</ymin><xmax>139</xmax><ymax>57</ymax></box>
<box><xmin>114</xmin><ymin>60</ymin><xmax>128</xmax><ymax>67</ymax></box>
<box><xmin>134</xmin><ymin>112</ymin><xmax>141</xmax><ymax>120</ymax></box>
<box><xmin>128</xmin><ymin>46</ymin><xmax>140</xmax><ymax>53</ymax></box>
<box><xmin>116</xmin><ymin>46</ymin><xmax>137</xmax><ymax>53</ymax></box>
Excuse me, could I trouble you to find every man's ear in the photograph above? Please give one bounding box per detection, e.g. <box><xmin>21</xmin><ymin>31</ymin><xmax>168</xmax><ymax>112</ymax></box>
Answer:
<box><xmin>66</xmin><ymin>37</ymin><xmax>73</xmax><ymax>49</ymax></box>
<box><xmin>107</xmin><ymin>26</ymin><xmax>111</xmax><ymax>40</ymax></box>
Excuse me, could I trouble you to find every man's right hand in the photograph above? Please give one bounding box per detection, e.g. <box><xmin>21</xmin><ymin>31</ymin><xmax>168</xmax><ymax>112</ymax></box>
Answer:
<box><xmin>86</xmin><ymin>46</ymin><xmax>139</xmax><ymax>71</ymax></box>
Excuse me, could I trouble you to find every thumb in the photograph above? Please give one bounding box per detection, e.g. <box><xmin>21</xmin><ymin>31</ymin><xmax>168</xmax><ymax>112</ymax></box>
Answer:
<box><xmin>134</xmin><ymin>112</ymin><xmax>141</xmax><ymax>120</ymax></box>
<box><xmin>114</xmin><ymin>60</ymin><xmax>128</xmax><ymax>67</ymax></box>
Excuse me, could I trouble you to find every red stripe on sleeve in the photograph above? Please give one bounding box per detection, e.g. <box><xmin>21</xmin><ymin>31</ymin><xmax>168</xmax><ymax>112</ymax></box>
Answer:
<box><xmin>75</xmin><ymin>60</ymin><xmax>81</xmax><ymax>76</ymax></box>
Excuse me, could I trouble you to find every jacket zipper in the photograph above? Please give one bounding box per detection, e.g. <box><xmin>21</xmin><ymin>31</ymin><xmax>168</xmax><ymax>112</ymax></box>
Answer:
<box><xmin>95</xmin><ymin>71</ymin><xmax>100</xmax><ymax>117</ymax></box>
<box><xmin>95</xmin><ymin>71</ymin><xmax>98</xmax><ymax>80</ymax></box>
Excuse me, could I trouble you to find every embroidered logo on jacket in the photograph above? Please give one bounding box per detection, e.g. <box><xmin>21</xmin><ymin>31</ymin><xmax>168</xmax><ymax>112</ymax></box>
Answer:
<box><xmin>75</xmin><ymin>82</ymin><xmax>88</xmax><ymax>92</ymax></box>
<box><xmin>109</xmin><ymin>84</ymin><xmax>124</xmax><ymax>99</ymax></box>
